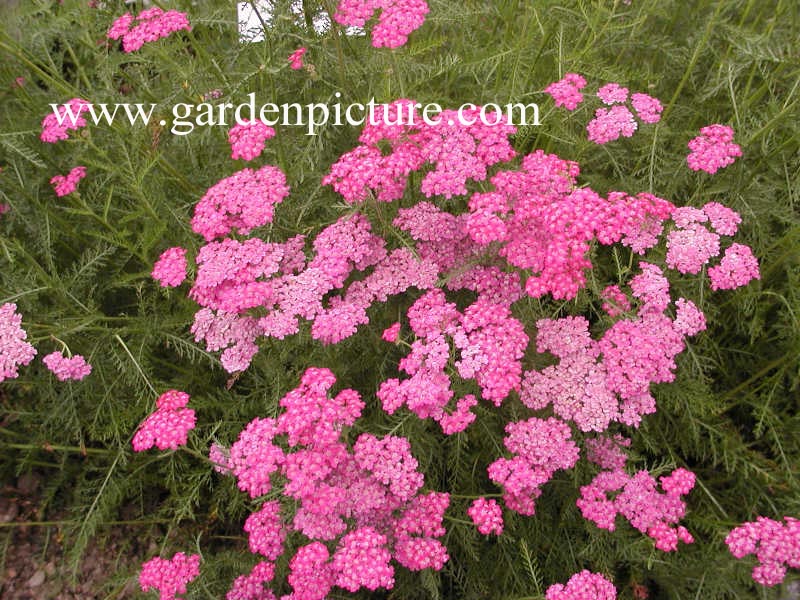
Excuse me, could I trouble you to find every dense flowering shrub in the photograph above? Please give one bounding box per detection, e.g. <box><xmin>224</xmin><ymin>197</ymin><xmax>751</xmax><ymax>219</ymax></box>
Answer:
<box><xmin>3</xmin><ymin>2</ymin><xmax>790</xmax><ymax>599</ymax></box>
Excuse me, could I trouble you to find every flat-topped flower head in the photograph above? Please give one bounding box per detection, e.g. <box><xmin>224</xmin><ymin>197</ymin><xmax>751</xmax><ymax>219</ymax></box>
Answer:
<box><xmin>229</xmin><ymin>120</ymin><xmax>276</xmax><ymax>161</ymax></box>
<box><xmin>51</xmin><ymin>166</ymin><xmax>87</xmax><ymax>197</ymax></box>
<box><xmin>41</xmin><ymin>98</ymin><xmax>90</xmax><ymax>143</ymax></box>
<box><xmin>545</xmin><ymin>73</ymin><xmax>587</xmax><ymax>110</ymax></box>
<box><xmin>107</xmin><ymin>8</ymin><xmax>191</xmax><ymax>53</ymax></box>
<box><xmin>0</xmin><ymin>303</ymin><xmax>37</xmax><ymax>382</ymax></box>
<box><xmin>42</xmin><ymin>351</ymin><xmax>92</xmax><ymax>381</ymax></box>
<box><xmin>687</xmin><ymin>124</ymin><xmax>741</xmax><ymax>174</ymax></box>
<box><xmin>334</xmin><ymin>0</ymin><xmax>429</xmax><ymax>48</ymax></box>
<box><xmin>546</xmin><ymin>570</ymin><xmax>617</xmax><ymax>600</ymax></box>
<box><xmin>139</xmin><ymin>552</ymin><xmax>200</xmax><ymax>600</ymax></box>
<box><xmin>152</xmin><ymin>247</ymin><xmax>188</xmax><ymax>288</ymax></box>
<box><xmin>132</xmin><ymin>390</ymin><xmax>196</xmax><ymax>452</ymax></box>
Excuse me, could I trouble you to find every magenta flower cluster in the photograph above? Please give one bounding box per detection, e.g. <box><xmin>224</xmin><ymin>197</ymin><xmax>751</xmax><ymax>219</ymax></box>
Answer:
<box><xmin>42</xmin><ymin>351</ymin><xmax>92</xmax><ymax>381</ymax></box>
<box><xmin>50</xmin><ymin>166</ymin><xmax>86</xmax><ymax>197</ymax></box>
<box><xmin>210</xmin><ymin>367</ymin><xmax>450</xmax><ymax>598</ymax></box>
<box><xmin>132</xmin><ymin>390</ymin><xmax>196</xmax><ymax>452</ymax></box>
<box><xmin>40</xmin><ymin>98</ymin><xmax>90</xmax><ymax>143</ymax></box>
<box><xmin>687</xmin><ymin>124</ymin><xmax>742</xmax><ymax>174</ymax></box>
<box><xmin>107</xmin><ymin>7</ymin><xmax>191</xmax><ymax>53</ymax></box>
<box><xmin>577</xmin><ymin>468</ymin><xmax>696</xmax><ymax>552</ymax></box>
<box><xmin>152</xmin><ymin>247</ymin><xmax>188</xmax><ymax>288</ymax></box>
<box><xmin>228</xmin><ymin>120</ymin><xmax>277</xmax><ymax>161</ymax></box>
<box><xmin>288</xmin><ymin>47</ymin><xmax>307</xmax><ymax>70</ymax></box>
<box><xmin>544</xmin><ymin>73</ymin><xmax>587</xmax><ymax>110</ymax></box>
<box><xmin>139</xmin><ymin>552</ymin><xmax>200</xmax><ymax>600</ymax></box>
<box><xmin>725</xmin><ymin>516</ymin><xmax>800</xmax><ymax>586</ymax></box>
<box><xmin>545</xmin><ymin>570</ymin><xmax>617</xmax><ymax>600</ymax></box>
<box><xmin>467</xmin><ymin>498</ymin><xmax>504</xmax><ymax>535</ymax></box>
<box><xmin>587</xmin><ymin>83</ymin><xmax>662</xmax><ymax>145</ymax></box>
<box><xmin>0</xmin><ymin>303</ymin><xmax>37</xmax><ymax>383</ymax></box>
<box><xmin>333</xmin><ymin>0</ymin><xmax>429</xmax><ymax>48</ymax></box>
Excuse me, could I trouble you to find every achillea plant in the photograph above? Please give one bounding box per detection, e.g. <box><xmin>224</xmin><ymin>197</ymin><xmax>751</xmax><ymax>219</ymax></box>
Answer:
<box><xmin>0</xmin><ymin>1</ymin><xmax>798</xmax><ymax>598</ymax></box>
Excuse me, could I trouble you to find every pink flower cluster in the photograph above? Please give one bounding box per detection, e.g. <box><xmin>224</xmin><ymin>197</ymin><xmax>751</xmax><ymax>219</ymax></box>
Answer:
<box><xmin>288</xmin><ymin>47</ymin><xmax>307</xmax><ymax>70</ymax></box>
<box><xmin>587</xmin><ymin>83</ymin><xmax>663</xmax><ymax>144</ymax></box>
<box><xmin>467</xmin><ymin>498</ymin><xmax>504</xmax><ymax>535</ymax></box>
<box><xmin>139</xmin><ymin>552</ymin><xmax>200</xmax><ymax>600</ymax></box>
<box><xmin>212</xmin><ymin>368</ymin><xmax>450</xmax><ymax>598</ymax></box>
<box><xmin>107</xmin><ymin>7</ymin><xmax>191</xmax><ymax>53</ymax></box>
<box><xmin>584</xmin><ymin>435</ymin><xmax>631</xmax><ymax>471</ymax></box>
<box><xmin>50</xmin><ymin>166</ymin><xmax>87</xmax><ymax>197</ymax></box>
<box><xmin>226</xmin><ymin>561</ymin><xmax>275</xmax><ymax>600</ymax></box>
<box><xmin>377</xmin><ymin>289</ymin><xmax>527</xmax><ymax>433</ymax></box>
<box><xmin>488</xmin><ymin>417</ymin><xmax>580</xmax><ymax>515</ymax></box>
<box><xmin>228</xmin><ymin>120</ymin><xmax>276</xmax><ymax>161</ymax></box>
<box><xmin>0</xmin><ymin>303</ymin><xmax>37</xmax><ymax>383</ymax></box>
<box><xmin>132</xmin><ymin>390</ymin><xmax>197</xmax><ymax>452</ymax></box>
<box><xmin>545</xmin><ymin>570</ymin><xmax>617</xmax><ymax>600</ymax></box>
<box><xmin>687</xmin><ymin>124</ymin><xmax>741</xmax><ymax>174</ymax></box>
<box><xmin>545</xmin><ymin>73</ymin><xmax>587</xmax><ymax>110</ymax></box>
<box><xmin>42</xmin><ymin>351</ymin><xmax>92</xmax><ymax>381</ymax></box>
<box><xmin>152</xmin><ymin>247</ymin><xmax>188</xmax><ymax>288</ymax></box>
<box><xmin>333</xmin><ymin>0</ymin><xmax>429</xmax><ymax>48</ymax></box>
<box><xmin>40</xmin><ymin>98</ymin><xmax>90</xmax><ymax>143</ymax></box>
<box><xmin>577</xmin><ymin>467</ymin><xmax>695</xmax><ymax>551</ymax></box>
<box><xmin>665</xmin><ymin>203</ymin><xmax>759</xmax><ymax>290</ymax></box>
<box><xmin>191</xmin><ymin>166</ymin><xmax>289</xmax><ymax>241</ymax></box>
<box><xmin>520</xmin><ymin>263</ymin><xmax>700</xmax><ymax>432</ymax></box>
<box><xmin>725</xmin><ymin>516</ymin><xmax>800</xmax><ymax>586</ymax></box>
<box><xmin>324</xmin><ymin>99</ymin><xmax>516</xmax><ymax>202</ymax></box>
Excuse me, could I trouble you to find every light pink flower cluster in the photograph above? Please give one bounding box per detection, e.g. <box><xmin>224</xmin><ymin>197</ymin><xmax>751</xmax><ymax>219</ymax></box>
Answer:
<box><xmin>132</xmin><ymin>390</ymin><xmax>196</xmax><ymax>452</ymax></box>
<box><xmin>288</xmin><ymin>47</ymin><xmax>307</xmax><ymax>70</ymax></box>
<box><xmin>40</xmin><ymin>98</ymin><xmax>90</xmax><ymax>143</ymax></box>
<box><xmin>546</xmin><ymin>570</ymin><xmax>617</xmax><ymax>600</ymax></box>
<box><xmin>725</xmin><ymin>516</ymin><xmax>800</xmax><ymax>586</ymax></box>
<box><xmin>545</xmin><ymin>73</ymin><xmax>587</xmax><ymax>110</ymax></box>
<box><xmin>228</xmin><ymin>120</ymin><xmax>276</xmax><ymax>161</ymax></box>
<box><xmin>333</xmin><ymin>0</ymin><xmax>429</xmax><ymax>48</ymax></box>
<box><xmin>687</xmin><ymin>124</ymin><xmax>742</xmax><ymax>174</ymax></box>
<box><xmin>587</xmin><ymin>83</ymin><xmax>662</xmax><ymax>144</ymax></box>
<box><xmin>107</xmin><ymin>7</ymin><xmax>191</xmax><ymax>53</ymax></box>
<box><xmin>467</xmin><ymin>498</ymin><xmax>504</xmax><ymax>535</ymax></box>
<box><xmin>152</xmin><ymin>247</ymin><xmax>188</xmax><ymax>288</ymax></box>
<box><xmin>191</xmin><ymin>166</ymin><xmax>289</xmax><ymax>241</ymax></box>
<box><xmin>0</xmin><ymin>303</ymin><xmax>37</xmax><ymax>382</ymax></box>
<box><xmin>665</xmin><ymin>203</ymin><xmax>759</xmax><ymax>290</ymax></box>
<box><xmin>213</xmin><ymin>368</ymin><xmax>450</xmax><ymax>598</ymax></box>
<box><xmin>520</xmin><ymin>264</ymin><xmax>695</xmax><ymax>432</ymax></box>
<box><xmin>377</xmin><ymin>289</ymin><xmax>527</xmax><ymax>434</ymax></box>
<box><xmin>577</xmin><ymin>467</ymin><xmax>695</xmax><ymax>551</ymax></box>
<box><xmin>42</xmin><ymin>351</ymin><xmax>92</xmax><ymax>381</ymax></box>
<box><xmin>139</xmin><ymin>552</ymin><xmax>200</xmax><ymax>600</ymax></box>
<box><xmin>487</xmin><ymin>417</ymin><xmax>579</xmax><ymax>515</ymax></box>
<box><xmin>708</xmin><ymin>243</ymin><xmax>760</xmax><ymax>291</ymax></box>
<box><xmin>324</xmin><ymin>99</ymin><xmax>516</xmax><ymax>202</ymax></box>
<box><xmin>382</xmin><ymin>322</ymin><xmax>401</xmax><ymax>342</ymax></box>
<box><xmin>50</xmin><ymin>166</ymin><xmax>87</xmax><ymax>197</ymax></box>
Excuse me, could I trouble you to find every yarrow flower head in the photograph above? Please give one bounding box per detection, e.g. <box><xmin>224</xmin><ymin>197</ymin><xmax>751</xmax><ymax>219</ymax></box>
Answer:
<box><xmin>545</xmin><ymin>570</ymin><xmax>617</xmax><ymax>600</ymax></box>
<box><xmin>467</xmin><ymin>498</ymin><xmax>504</xmax><ymax>535</ymax></box>
<box><xmin>0</xmin><ymin>303</ymin><xmax>37</xmax><ymax>382</ymax></box>
<box><xmin>687</xmin><ymin>124</ymin><xmax>742</xmax><ymax>174</ymax></box>
<box><xmin>708</xmin><ymin>243</ymin><xmax>760</xmax><ymax>291</ymax></box>
<box><xmin>630</xmin><ymin>93</ymin><xmax>663</xmax><ymax>123</ymax></box>
<box><xmin>132</xmin><ymin>390</ymin><xmax>197</xmax><ymax>452</ymax></box>
<box><xmin>42</xmin><ymin>351</ymin><xmax>92</xmax><ymax>381</ymax></box>
<box><xmin>597</xmin><ymin>83</ymin><xmax>629</xmax><ymax>105</ymax></box>
<box><xmin>725</xmin><ymin>516</ymin><xmax>800</xmax><ymax>587</ymax></box>
<box><xmin>229</xmin><ymin>120</ymin><xmax>276</xmax><ymax>161</ymax></box>
<box><xmin>545</xmin><ymin>73</ymin><xmax>587</xmax><ymax>110</ymax></box>
<box><xmin>139</xmin><ymin>552</ymin><xmax>200</xmax><ymax>600</ymax></box>
<box><xmin>152</xmin><ymin>247</ymin><xmax>188</xmax><ymax>288</ymax></box>
<box><xmin>587</xmin><ymin>105</ymin><xmax>638</xmax><ymax>145</ymax></box>
<box><xmin>333</xmin><ymin>0</ymin><xmax>429</xmax><ymax>48</ymax></box>
<box><xmin>107</xmin><ymin>7</ymin><xmax>191</xmax><ymax>53</ymax></box>
<box><xmin>288</xmin><ymin>47</ymin><xmax>307</xmax><ymax>70</ymax></box>
<box><xmin>40</xmin><ymin>98</ymin><xmax>90</xmax><ymax>143</ymax></box>
<box><xmin>50</xmin><ymin>166</ymin><xmax>87</xmax><ymax>197</ymax></box>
